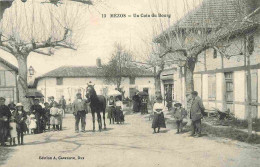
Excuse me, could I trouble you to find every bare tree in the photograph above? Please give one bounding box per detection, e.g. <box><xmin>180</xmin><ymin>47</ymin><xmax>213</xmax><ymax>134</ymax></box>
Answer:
<box><xmin>0</xmin><ymin>0</ymin><xmax>91</xmax><ymax>110</ymax></box>
<box><xmin>103</xmin><ymin>42</ymin><xmax>135</xmax><ymax>93</ymax></box>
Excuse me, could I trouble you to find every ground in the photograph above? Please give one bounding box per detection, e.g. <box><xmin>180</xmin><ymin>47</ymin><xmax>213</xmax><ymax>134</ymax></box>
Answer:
<box><xmin>1</xmin><ymin>112</ymin><xmax>260</xmax><ymax>167</ymax></box>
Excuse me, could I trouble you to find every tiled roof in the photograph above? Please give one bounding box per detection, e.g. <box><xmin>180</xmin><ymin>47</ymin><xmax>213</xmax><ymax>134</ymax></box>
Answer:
<box><xmin>154</xmin><ymin>0</ymin><xmax>244</xmax><ymax>42</ymax></box>
<box><xmin>0</xmin><ymin>57</ymin><xmax>18</xmax><ymax>72</ymax></box>
<box><xmin>38</xmin><ymin>66</ymin><xmax>154</xmax><ymax>78</ymax></box>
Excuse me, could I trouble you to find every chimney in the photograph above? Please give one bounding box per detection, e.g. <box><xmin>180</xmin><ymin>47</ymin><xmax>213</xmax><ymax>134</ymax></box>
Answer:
<box><xmin>96</xmin><ymin>57</ymin><xmax>102</xmax><ymax>68</ymax></box>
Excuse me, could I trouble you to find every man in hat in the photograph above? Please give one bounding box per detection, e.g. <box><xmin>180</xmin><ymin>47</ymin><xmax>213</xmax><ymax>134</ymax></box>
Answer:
<box><xmin>190</xmin><ymin>91</ymin><xmax>205</xmax><ymax>137</ymax></box>
<box><xmin>49</xmin><ymin>96</ymin><xmax>55</xmax><ymax>108</ymax></box>
<box><xmin>73</xmin><ymin>93</ymin><xmax>88</xmax><ymax>133</ymax></box>
<box><xmin>30</xmin><ymin>99</ymin><xmax>44</xmax><ymax>134</ymax></box>
<box><xmin>0</xmin><ymin>97</ymin><xmax>11</xmax><ymax>146</ymax></box>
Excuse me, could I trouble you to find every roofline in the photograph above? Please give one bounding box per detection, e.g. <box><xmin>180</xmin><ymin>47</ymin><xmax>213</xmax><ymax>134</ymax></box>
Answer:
<box><xmin>0</xmin><ymin>57</ymin><xmax>18</xmax><ymax>73</ymax></box>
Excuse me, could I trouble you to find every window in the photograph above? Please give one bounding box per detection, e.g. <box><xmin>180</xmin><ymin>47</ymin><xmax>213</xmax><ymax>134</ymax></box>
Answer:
<box><xmin>225</xmin><ymin>72</ymin><xmax>233</xmax><ymax>103</ymax></box>
<box><xmin>56</xmin><ymin>77</ymin><xmax>63</xmax><ymax>85</ymax></box>
<box><xmin>213</xmin><ymin>49</ymin><xmax>217</xmax><ymax>59</ymax></box>
<box><xmin>0</xmin><ymin>71</ymin><xmax>5</xmax><ymax>86</ymax></box>
<box><xmin>129</xmin><ymin>77</ymin><xmax>135</xmax><ymax>85</ymax></box>
<box><xmin>208</xmin><ymin>74</ymin><xmax>216</xmax><ymax>100</ymax></box>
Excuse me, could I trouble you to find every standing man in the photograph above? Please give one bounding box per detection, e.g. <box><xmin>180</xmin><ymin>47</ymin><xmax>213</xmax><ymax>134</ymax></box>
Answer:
<box><xmin>59</xmin><ymin>95</ymin><xmax>67</xmax><ymax>116</ymax></box>
<box><xmin>0</xmin><ymin>97</ymin><xmax>11</xmax><ymax>146</ymax></box>
<box><xmin>190</xmin><ymin>91</ymin><xmax>205</xmax><ymax>137</ymax></box>
<box><xmin>30</xmin><ymin>99</ymin><xmax>44</xmax><ymax>134</ymax></box>
<box><xmin>73</xmin><ymin>93</ymin><xmax>88</xmax><ymax>133</ymax></box>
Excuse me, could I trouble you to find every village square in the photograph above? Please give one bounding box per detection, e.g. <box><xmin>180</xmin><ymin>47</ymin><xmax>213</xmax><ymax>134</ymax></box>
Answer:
<box><xmin>0</xmin><ymin>0</ymin><xmax>260</xmax><ymax>167</ymax></box>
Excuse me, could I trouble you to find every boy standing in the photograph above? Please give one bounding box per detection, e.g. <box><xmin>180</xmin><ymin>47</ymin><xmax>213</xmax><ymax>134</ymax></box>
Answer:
<box><xmin>173</xmin><ymin>103</ymin><xmax>187</xmax><ymax>134</ymax></box>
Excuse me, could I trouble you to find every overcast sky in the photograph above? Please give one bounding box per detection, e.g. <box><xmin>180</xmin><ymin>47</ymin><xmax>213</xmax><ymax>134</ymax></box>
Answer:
<box><xmin>0</xmin><ymin>0</ymin><xmax>201</xmax><ymax>76</ymax></box>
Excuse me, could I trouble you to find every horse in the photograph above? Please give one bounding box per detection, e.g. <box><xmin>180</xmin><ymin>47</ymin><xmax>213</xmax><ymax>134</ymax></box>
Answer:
<box><xmin>85</xmin><ymin>84</ymin><xmax>106</xmax><ymax>132</ymax></box>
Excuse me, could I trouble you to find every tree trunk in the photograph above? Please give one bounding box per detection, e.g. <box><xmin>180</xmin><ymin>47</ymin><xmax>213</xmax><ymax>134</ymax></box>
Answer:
<box><xmin>155</xmin><ymin>71</ymin><xmax>162</xmax><ymax>98</ymax></box>
<box><xmin>184</xmin><ymin>57</ymin><xmax>196</xmax><ymax>112</ymax></box>
<box><xmin>17</xmin><ymin>55</ymin><xmax>31</xmax><ymax>111</ymax></box>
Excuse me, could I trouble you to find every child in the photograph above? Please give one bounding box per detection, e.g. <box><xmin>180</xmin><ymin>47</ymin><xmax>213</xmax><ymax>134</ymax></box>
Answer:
<box><xmin>107</xmin><ymin>96</ymin><xmax>116</xmax><ymax>124</ymax></box>
<box><xmin>9</xmin><ymin>116</ymin><xmax>17</xmax><ymax>146</ymax></box>
<box><xmin>152</xmin><ymin>96</ymin><xmax>166</xmax><ymax>134</ymax></box>
<box><xmin>15</xmin><ymin>103</ymin><xmax>27</xmax><ymax>145</ymax></box>
<box><xmin>57</xmin><ymin>104</ymin><xmax>65</xmax><ymax>131</ymax></box>
<box><xmin>173</xmin><ymin>103</ymin><xmax>187</xmax><ymax>134</ymax></box>
<box><xmin>29</xmin><ymin>113</ymin><xmax>37</xmax><ymax>134</ymax></box>
<box><xmin>50</xmin><ymin>102</ymin><xmax>59</xmax><ymax>131</ymax></box>
<box><xmin>115</xmin><ymin>96</ymin><xmax>124</xmax><ymax>124</ymax></box>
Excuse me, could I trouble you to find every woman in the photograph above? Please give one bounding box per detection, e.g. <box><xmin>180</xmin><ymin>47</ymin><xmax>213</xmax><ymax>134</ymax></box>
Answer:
<box><xmin>152</xmin><ymin>96</ymin><xmax>166</xmax><ymax>133</ymax></box>
<box><xmin>115</xmin><ymin>96</ymin><xmax>124</xmax><ymax>124</ymax></box>
<box><xmin>107</xmin><ymin>96</ymin><xmax>116</xmax><ymax>124</ymax></box>
<box><xmin>132</xmin><ymin>93</ymin><xmax>140</xmax><ymax>113</ymax></box>
<box><xmin>14</xmin><ymin>103</ymin><xmax>27</xmax><ymax>145</ymax></box>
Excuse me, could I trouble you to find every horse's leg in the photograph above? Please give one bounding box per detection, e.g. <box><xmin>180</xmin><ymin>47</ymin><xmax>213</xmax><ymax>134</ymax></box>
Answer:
<box><xmin>103</xmin><ymin>110</ymin><xmax>106</xmax><ymax>129</ymax></box>
<box><xmin>92</xmin><ymin>111</ymin><xmax>95</xmax><ymax>132</ymax></box>
<box><xmin>97</xmin><ymin>112</ymin><xmax>102</xmax><ymax>132</ymax></box>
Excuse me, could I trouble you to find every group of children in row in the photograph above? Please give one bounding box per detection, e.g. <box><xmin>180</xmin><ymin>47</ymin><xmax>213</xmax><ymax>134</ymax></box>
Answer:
<box><xmin>7</xmin><ymin>99</ymin><xmax>65</xmax><ymax>146</ymax></box>
<box><xmin>152</xmin><ymin>96</ymin><xmax>188</xmax><ymax>134</ymax></box>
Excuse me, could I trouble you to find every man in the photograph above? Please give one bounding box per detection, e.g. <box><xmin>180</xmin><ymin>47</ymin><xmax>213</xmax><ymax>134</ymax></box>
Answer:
<box><xmin>190</xmin><ymin>91</ymin><xmax>205</xmax><ymax>137</ymax></box>
<box><xmin>59</xmin><ymin>95</ymin><xmax>67</xmax><ymax>116</ymax></box>
<box><xmin>0</xmin><ymin>97</ymin><xmax>11</xmax><ymax>146</ymax></box>
<box><xmin>73</xmin><ymin>93</ymin><xmax>88</xmax><ymax>133</ymax></box>
<box><xmin>30</xmin><ymin>99</ymin><xmax>44</xmax><ymax>134</ymax></box>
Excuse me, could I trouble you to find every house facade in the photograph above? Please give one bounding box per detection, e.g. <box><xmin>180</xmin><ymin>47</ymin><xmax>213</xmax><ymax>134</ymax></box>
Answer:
<box><xmin>33</xmin><ymin>66</ymin><xmax>155</xmax><ymax>102</ymax></box>
<box><xmin>0</xmin><ymin>57</ymin><xmax>18</xmax><ymax>104</ymax></box>
<box><xmin>155</xmin><ymin>0</ymin><xmax>260</xmax><ymax>119</ymax></box>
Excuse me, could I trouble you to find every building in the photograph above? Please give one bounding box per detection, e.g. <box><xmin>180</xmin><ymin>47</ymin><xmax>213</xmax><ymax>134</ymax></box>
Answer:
<box><xmin>32</xmin><ymin>64</ymin><xmax>155</xmax><ymax>102</ymax></box>
<box><xmin>0</xmin><ymin>57</ymin><xmax>18</xmax><ymax>104</ymax></box>
<box><xmin>154</xmin><ymin>0</ymin><xmax>260</xmax><ymax>119</ymax></box>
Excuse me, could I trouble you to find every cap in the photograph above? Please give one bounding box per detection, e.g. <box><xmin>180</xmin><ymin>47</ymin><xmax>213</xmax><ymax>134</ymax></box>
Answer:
<box><xmin>16</xmin><ymin>103</ymin><xmax>23</xmax><ymax>107</ymax></box>
<box><xmin>0</xmin><ymin>97</ymin><xmax>6</xmax><ymax>101</ymax></box>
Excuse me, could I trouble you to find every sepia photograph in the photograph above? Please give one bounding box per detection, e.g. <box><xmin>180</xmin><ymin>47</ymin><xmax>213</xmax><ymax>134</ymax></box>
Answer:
<box><xmin>0</xmin><ymin>0</ymin><xmax>260</xmax><ymax>166</ymax></box>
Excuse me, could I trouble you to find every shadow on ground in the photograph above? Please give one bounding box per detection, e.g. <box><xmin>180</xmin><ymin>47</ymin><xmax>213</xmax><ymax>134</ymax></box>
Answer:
<box><xmin>0</xmin><ymin>147</ymin><xmax>15</xmax><ymax>166</ymax></box>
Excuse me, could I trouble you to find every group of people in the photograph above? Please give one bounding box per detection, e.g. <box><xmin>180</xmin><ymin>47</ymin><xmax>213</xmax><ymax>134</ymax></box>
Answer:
<box><xmin>132</xmin><ymin>92</ymin><xmax>148</xmax><ymax>114</ymax></box>
<box><xmin>151</xmin><ymin>91</ymin><xmax>205</xmax><ymax>137</ymax></box>
<box><xmin>0</xmin><ymin>96</ymin><xmax>65</xmax><ymax>147</ymax></box>
<box><xmin>107</xmin><ymin>96</ymin><xmax>125</xmax><ymax>124</ymax></box>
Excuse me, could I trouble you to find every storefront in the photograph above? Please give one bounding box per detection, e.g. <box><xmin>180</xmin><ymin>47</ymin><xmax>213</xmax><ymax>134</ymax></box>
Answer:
<box><xmin>161</xmin><ymin>68</ymin><xmax>176</xmax><ymax>108</ymax></box>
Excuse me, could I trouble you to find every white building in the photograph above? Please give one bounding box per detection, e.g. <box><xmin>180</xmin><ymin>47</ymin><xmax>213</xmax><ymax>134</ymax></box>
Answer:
<box><xmin>32</xmin><ymin>65</ymin><xmax>155</xmax><ymax>102</ymax></box>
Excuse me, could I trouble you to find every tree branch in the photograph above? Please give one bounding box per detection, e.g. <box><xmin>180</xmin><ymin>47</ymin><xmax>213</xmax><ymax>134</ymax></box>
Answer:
<box><xmin>33</xmin><ymin>50</ymin><xmax>52</xmax><ymax>56</ymax></box>
<box><xmin>0</xmin><ymin>46</ymin><xmax>12</xmax><ymax>54</ymax></box>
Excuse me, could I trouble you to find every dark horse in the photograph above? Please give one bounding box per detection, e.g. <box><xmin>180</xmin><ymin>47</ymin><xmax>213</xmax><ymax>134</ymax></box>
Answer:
<box><xmin>85</xmin><ymin>84</ymin><xmax>106</xmax><ymax>132</ymax></box>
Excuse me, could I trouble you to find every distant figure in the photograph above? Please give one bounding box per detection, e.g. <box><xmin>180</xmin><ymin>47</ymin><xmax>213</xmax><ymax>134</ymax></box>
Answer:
<box><xmin>30</xmin><ymin>99</ymin><xmax>44</xmax><ymax>134</ymax></box>
<box><xmin>28</xmin><ymin>113</ymin><xmax>37</xmax><ymax>134</ymax></box>
<box><xmin>140</xmin><ymin>96</ymin><xmax>148</xmax><ymax>115</ymax></box>
<box><xmin>50</xmin><ymin>102</ymin><xmax>59</xmax><ymax>131</ymax></box>
<box><xmin>152</xmin><ymin>96</ymin><xmax>166</xmax><ymax>134</ymax></box>
<box><xmin>115</xmin><ymin>96</ymin><xmax>124</xmax><ymax>124</ymax></box>
<box><xmin>57</xmin><ymin>104</ymin><xmax>65</xmax><ymax>131</ymax></box>
<box><xmin>73</xmin><ymin>93</ymin><xmax>87</xmax><ymax>133</ymax></box>
<box><xmin>49</xmin><ymin>96</ymin><xmax>55</xmax><ymax>108</ymax></box>
<box><xmin>14</xmin><ymin>103</ymin><xmax>27</xmax><ymax>145</ymax></box>
<box><xmin>0</xmin><ymin>97</ymin><xmax>11</xmax><ymax>147</ymax></box>
<box><xmin>9</xmin><ymin>115</ymin><xmax>17</xmax><ymax>146</ymax></box>
<box><xmin>107</xmin><ymin>96</ymin><xmax>116</xmax><ymax>124</ymax></box>
<box><xmin>173</xmin><ymin>103</ymin><xmax>187</xmax><ymax>134</ymax></box>
<box><xmin>132</xmin><ymin>92</ymin><xmax>140</xmax><ymax>113</ymax></box>
<box><xmin>59</xmin><ymin>95</ymin><xmax>67</xmax><ymax>116</ymax></box>
<box><xmin>190</xmin><ymin>91</ymin><xmax>205</xmax><ymax>137</ymax></box>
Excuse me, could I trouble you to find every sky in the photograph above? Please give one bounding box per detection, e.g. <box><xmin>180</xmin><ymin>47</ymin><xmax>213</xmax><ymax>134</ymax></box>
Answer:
<box><xmin>0</xmin><ymin>0</ymin><xmax>201</xmax><ymax>76</ymax></box>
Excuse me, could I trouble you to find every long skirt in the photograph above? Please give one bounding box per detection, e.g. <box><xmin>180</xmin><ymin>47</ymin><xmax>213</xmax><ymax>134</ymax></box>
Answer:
<box><xmin>152</xmin><ymin>112</ymin><xmax>166</xmax><ymax>128</ymax></box>
<box><xmin>115</xmin><ymin>107</ymin><xmax>124</xmax><ymax>122</ymax></box>
<box><xmin>133</xmin><ymin>101</ymin><xmax>139</xmax><ymax>112</ymax></box>
<box><xmin>107</xmin><ymin>106</ymin><xmax>115</xmax><ymax>119</ymax></box>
